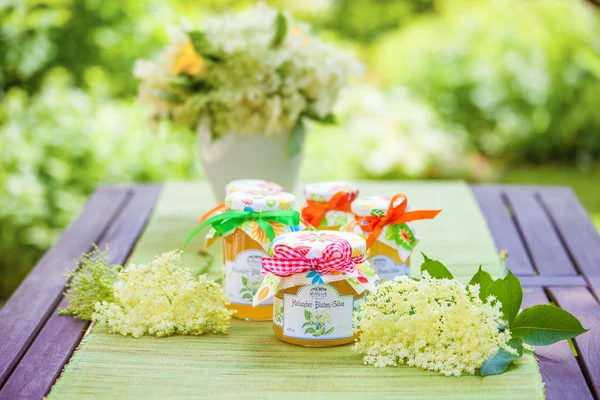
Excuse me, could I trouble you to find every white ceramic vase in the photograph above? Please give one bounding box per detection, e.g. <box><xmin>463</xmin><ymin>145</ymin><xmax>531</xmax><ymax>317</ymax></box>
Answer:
<box><xmin>197</xmin><ymin>119</ymin><xmax>303</xmax><ymax>200</ymax></box>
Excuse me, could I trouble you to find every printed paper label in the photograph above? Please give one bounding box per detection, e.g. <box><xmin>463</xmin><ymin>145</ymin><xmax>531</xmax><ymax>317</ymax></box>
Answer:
<box><xmin>224</xmin><ymin>249</ymin><xmax>270</xmax><ymax>305</ymax></box>
<box><xmin>282</xmin><ymin>284</ymin><xmax>353</xmax><ymax>340</ymax></box>
<box><xmin>273</xmin><ymin>296</ymin><xmax>283</xmax><ymax>326</ymax></box>
<box><xmin>369</xmin><ymin>254</ymin><xmax>408</xmax><ymax>281</ymax></box>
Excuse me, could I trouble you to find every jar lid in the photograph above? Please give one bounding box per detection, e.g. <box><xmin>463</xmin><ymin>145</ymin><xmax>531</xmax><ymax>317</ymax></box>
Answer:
<box><xmin>272</xmin><ymin>230</ymin><xmax>366</xmax><ymax>256</ymax></box>
<box><xmin>351</xmin><ymin>195</ymin><xmax>409</xmax><ymax>217</ymax></box>
<box><xmin>303</xmin><ymin>181</ymin><xmax>359</xmax><ymax>203</ymax></box>
<box><xmin>225</xmin><ymin>191</ymin><xmax>295</xmax><ymax>212</ymax></box>
<box><xmin>225</xmin><ymin>179</ymin><xmax>283</xmax><ymax>195</ymax></box>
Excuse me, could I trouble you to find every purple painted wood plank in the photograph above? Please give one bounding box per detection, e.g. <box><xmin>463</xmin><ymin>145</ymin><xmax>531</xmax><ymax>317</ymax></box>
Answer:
<box><xmin>522</xmin><ymin>288</ymin><xmax>594</xmax><ymax>400</ymax></box>
<box><xmin>518</xmin><ymin>276</ymin><xmax>587</xmax><ymax>287</ymax></box>
<box><xmin>505</xmin><ymin>188</ymin><xmax>576</xmax><ymax>276</ymax></box>
<box><xmin>0</xmin><ymin>188</ymin><xmax>130</xmax><ymax>386</ymax></box>
<box><xmin>548</xmin><ymin>287</ymin><xmax>600</xmax><ymax>398</ymax></box>
<box><xmin>471</xmin><ymin>186</ymin><xmax>535</xmax><ymax>276</ymax></box>
<box><xmin>0</xmin><ymin>185</ymin><xmax>161</xmax><ymax>400</ymax></box>
<box><xmin>540</xmin><ymin>188</ymin><xmax>600</xmax><ymax>300</ymax></box>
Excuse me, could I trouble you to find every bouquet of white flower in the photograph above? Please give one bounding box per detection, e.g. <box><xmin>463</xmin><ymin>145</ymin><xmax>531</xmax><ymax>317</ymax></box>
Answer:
<box><xmin>134</xmin><ymin>3</ymin><xmax>363</xmax><ymax>141</ymax></box>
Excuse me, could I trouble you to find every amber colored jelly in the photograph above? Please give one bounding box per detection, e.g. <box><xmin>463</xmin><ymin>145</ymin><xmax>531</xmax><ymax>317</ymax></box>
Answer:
<box><xmin>273</xmin><ymin>280</ymin><xmax>363</xmax><ymax>347</ymax></box>
<box><xmin>223</xmin><ymin>229</ymin><xmax>272</xmax><ymax>321</ymax></box>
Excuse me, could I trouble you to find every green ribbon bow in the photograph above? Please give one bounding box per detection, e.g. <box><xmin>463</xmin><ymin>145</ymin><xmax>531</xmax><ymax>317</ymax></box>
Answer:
<box><xmin>183</xmin><ymin>209</ymin><xmax>300</xmax><ymax>249</ymax></box>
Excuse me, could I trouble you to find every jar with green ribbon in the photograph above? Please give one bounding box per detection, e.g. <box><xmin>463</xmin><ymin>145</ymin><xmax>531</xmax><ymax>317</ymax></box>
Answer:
<box><xmin>185</xmin><ymin>191</ymin><xmax>303</xmax><ymax>321</ymax></box>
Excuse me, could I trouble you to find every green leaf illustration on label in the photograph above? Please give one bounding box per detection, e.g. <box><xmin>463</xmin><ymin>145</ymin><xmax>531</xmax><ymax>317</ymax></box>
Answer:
<box><xmin>303</xmin><ymin>309</ymin><xmax>335</xmax><ymax>337</ymax></box>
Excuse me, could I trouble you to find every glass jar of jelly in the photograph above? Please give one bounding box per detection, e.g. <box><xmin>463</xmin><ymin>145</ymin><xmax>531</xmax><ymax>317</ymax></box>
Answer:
<box><xmin>301</xmin><ymin>181</ymin><xmax>359</xmax><ymax>230</ymax></box>
<box><xmin>253</xmin><ymin>231</ymin><xmax>379</xmax><ymax>347</ymax></box>
<box><xmin>202</xmin><ymin>191</ymin><xmax>301</xmax><ymax>321</ymax></box>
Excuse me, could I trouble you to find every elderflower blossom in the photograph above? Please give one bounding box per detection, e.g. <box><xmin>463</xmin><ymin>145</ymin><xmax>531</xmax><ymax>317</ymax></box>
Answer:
<box><xmin>135</xmin><ymin>3</ymin><xmax>363</xmax><ymax>136</ymax></box>
<box><xmin>353</xmin><ymin>273</ymin><xmax>515</xmax><ymax>376</ymax></box>
<box><xmin>92</xmin><ymin>251</ymin><xmax>234</xmax><ymax>337</ymax></box>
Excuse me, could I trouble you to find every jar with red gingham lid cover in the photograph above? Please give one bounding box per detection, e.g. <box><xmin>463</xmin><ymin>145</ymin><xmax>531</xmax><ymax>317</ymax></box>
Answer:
<box><xmin>253</xmin><ymin>230</ymin><xmax>378</xmax><ymax>347</ymax></box>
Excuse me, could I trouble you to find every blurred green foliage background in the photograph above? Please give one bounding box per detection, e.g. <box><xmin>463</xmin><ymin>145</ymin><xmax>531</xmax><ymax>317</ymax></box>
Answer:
<box><xmin>1</xmin><ymin>0</ymin><xmax>599</xmax><ymax>300</ymax></box>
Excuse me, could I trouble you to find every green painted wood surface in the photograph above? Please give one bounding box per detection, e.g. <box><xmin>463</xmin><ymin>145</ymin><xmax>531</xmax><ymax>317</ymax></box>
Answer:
<box><xmin>48</xmin><ymin>182</ymin><xmax>544</xmax><ymax>399</ymax></box>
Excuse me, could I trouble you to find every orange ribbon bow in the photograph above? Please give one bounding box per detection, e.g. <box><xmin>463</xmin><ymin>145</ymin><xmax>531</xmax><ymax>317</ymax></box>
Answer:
<box><xmin>301</xmin><ymin>191</ymin><xmax>354</xmax><ymax>228</ymax></box>
<box><xmin>356</xmin><ymin>193</ymin><xmax>442</xmax><ymax>249</ymax></box>
<box><xmin>197</xmin><ymin>203</ymin><xmax>229</xmax><ymax>224</ymax></box>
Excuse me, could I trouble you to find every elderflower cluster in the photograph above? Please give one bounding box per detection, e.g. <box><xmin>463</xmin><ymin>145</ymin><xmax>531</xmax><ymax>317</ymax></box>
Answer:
<box><xmin>135</xmin><ymin>3</ymin><xmax>363</xmax><ymax>136</ymax></box>
<box><xmin>92</xmin><ymin>251</ymin><xmax>234</xmax><ymax>337</ymax></box>
<box><xmin>353</xmin><ymin>273</ymin><xmax>515</xmax><ymax>376</ymax></box>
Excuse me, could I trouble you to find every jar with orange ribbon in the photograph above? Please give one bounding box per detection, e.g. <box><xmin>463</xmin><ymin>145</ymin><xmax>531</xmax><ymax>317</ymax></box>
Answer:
<box><xmin>198</xmin><ymin>179</ymin><xmax>283</xmax><ymax>224</ymax></box>
<box><xmin>301</xmin><ymin>182</ymin><xmax>359</xmax><ymax>230</ymax></box>
<box><xmin>347</xmin><ymin>194</ymin><xmax>441</xmax><ymax>281</ymax></box>
<box><xmin>252</xmin><ymin>231</ymin><xmax>379</xmax><ymax>347</ymax></box>
<box><xmin>184</xmin><ymin>191</ymin><xmax>303</xmax><ymax>321</ymax></box>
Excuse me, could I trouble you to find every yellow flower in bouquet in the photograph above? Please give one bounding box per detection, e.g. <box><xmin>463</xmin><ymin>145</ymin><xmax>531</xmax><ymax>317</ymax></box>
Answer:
<box><xmin>172</xmin><ymin>42</ymin><xmax>206</xmax><ymax>77</ymax></box>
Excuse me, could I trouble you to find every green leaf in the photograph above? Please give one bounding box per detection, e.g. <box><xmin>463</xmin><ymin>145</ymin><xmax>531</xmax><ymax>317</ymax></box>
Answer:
<box><xmin>188</xmin><ymin>30</ymin><xmax>221</xmax><ymax>61</ymax></box>
<box><xmin>301</xmin><ymin>322</ymin><xmax>312</xmax><ymax>328</ymax></box>
<box><xmin>325</xmin><ymin>327</ymin><xmax>334</xmax><ymax>335</ymax></box>
<box><xmin>480</xmin><ymin>337</ymin><xmax>523</xmax><ymax>376</ymax></box>
<box><xmin>287</xmin><ymin>118</ymin><xmax>305</xmax><ymax>157</ymax></box>
<box><xmin>469</xmin><ymin>266</ymin><xmax>494</xmax><ymax>302</ymax></box>
<box><xmin>241</xmin><ymin>276</ymin><xmax>248</xmax><ymax>286</ymax></box>
<box><xmin>242</xmin><ymin>293</ymin><xmax>252</xmax><ymax>300</ymax></box>
<box><xmin>304</xmin><ymin>110</ymin><xmax>338</xmax><ymax>125</ymax></box>
<box><xmin>320</xmin><ymin>327</ymin><xmax>326</xmax><ymax>335</ymax></box>
<box><xmin>271</xmin><ymin>12</ymin><xmax>288</xmax><ymax>48</ymax></box>
<box><xmin>485</xmin><ymin>271</ymin><xmax>522</xmax><ymax>324</ymax></box>
<box><xmin>511</xmin><ymin>304</ymin><xmax>588</xmax><ymax>346</ymax></box>
<box><xmin>420</xmin><ymin>253</ymin><xmax>453</xmax><ymax>279</ymax></box>
<box><xmin>150</xmin><ymin>89</ymin><xmax>180</xmax><ymax>103</ymax></box>
<box><xmin>167</xmin><ymin>74</ymin><xmax>194</xmax><ymax>88</ymax></box>
<box><xmin>305</xmin><ymin>328</ymin><xmax>315</xmax><ymax>334</ymax></box>
<box><xmin>304</xmin><ymin>309</ymin><xmax>312</xmax><ymax>321</ymax></box>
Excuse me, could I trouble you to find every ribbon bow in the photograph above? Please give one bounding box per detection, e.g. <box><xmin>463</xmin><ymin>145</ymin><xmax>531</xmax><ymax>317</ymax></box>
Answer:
<box><xmin>197</xmin><ymin>202</ymin><xmax>229</xmax><ymax>224</ymax></box>
<box><xmin>356</xmin><ymin>193</ymin><xmax>441</xmax><ymax>249</ymax></box>
<box><xmin>301</xmin><ymin>191</ymin><xmax>354</xmax><ymax>228</ymax></box>
<box><xmin>261</xmin><ymin>239</ymin><xmax>365</xmax><ymax>277</ymax></box>
<box><xmin>184</xmin><ymin>209</ymin><xmax>300</xmax><ymax>249</ymax></box>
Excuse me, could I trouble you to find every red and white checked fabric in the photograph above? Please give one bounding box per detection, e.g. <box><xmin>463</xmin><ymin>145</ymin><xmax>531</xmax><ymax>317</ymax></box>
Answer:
<box><xmin>261</xmin><ymin>239</ymin><xmax>366</xmax><ymax>277</ymax></box>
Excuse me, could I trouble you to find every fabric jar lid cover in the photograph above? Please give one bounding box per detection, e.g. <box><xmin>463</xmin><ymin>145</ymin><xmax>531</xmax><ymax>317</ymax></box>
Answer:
<box><xmin>225</xmin><ymin>191</ymin><xmax>295</xmax><ymax>212</ymax></box>
<box><xmin>271</xmin><ymin>230</ymin><xmax>366</xmax><ymax>257</ymax></box>
<box><xmin>225</xmin><ymin>179</ymin><xmax>283</xmax><ymax>195</ymax></box>
<box><xmin>351</xmin><ymin>195</ymin><xmax>410</xmax><ymax>217</ymax></box>
<box><xmin>303</xmin><ymin>181</ymin><xmax>359</xmax><ymax>202</ymax></box>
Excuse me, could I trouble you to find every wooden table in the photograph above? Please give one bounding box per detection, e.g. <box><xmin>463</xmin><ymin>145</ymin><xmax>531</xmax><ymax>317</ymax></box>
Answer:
<box><xmin>0</xmin><ymin>184</ymin><xmax>598</xmax><ymax>400</ymax></box>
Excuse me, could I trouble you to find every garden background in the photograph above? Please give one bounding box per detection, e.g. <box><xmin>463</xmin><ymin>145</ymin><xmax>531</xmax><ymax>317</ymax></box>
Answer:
<box><xmin>1</xmin><ymin>0</ymin><xmax>599</xmax><ymax>302</ymax></box>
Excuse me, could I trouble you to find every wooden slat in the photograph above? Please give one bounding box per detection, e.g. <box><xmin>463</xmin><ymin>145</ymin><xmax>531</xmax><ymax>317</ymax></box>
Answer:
<box><xmin>548</xmin><ymin>287</ymin><xmax>600</xmax><ymax>398</ymax></box>
<box><xmin>522</xmin><ymin>288</ymin><xmax>594</xmax><ymax>400</ymax></box>
<box><xmin>519</xmin><ymin>276</ymin><xmax>587</xmax><ymax>287</ymax></box>
<box><xmin>504</xmin><ymin>188</ymin><xmax>577</xmax><ymax>276</ymax></box>
<box><xmin>540</xmin><ymin>188</ymin><xmax>600</xmax><ymax>300</ymax></box>
<box><xmin>471</xmin><ymin>186</ymin><xmax>535</xmax><ymax>276</ymax></box>
<box><xmin>0</xmin><ymin>185</ymin><xmax>161</xmax><ymax>400</ymax></box>
<box><xmin>0</xmin><ymin>188</ymin><xmax>130</xmax><ymax>386</ymax></box>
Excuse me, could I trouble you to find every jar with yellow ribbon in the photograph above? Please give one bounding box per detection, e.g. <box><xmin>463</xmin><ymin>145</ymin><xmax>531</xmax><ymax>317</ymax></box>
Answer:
<box><xmin>301</xmin><ymin>181</ymin><xmax>359</xmax><ymax>230</ymax></box>
<box><xmin>253</xmin><ymin>231</ymin><xmax>379</xmax><ymax>347</ymax></box>
<box><xmin>198</xmin><ymin>179</ymin><xmax>283</xmax><ymax>224</ymax></box>
<box><xmin>185</xmin><ymin>191</ymin><xmax>302</xmax><ymax>321</ymax></box>
<box><xmin>347</xmin><ymin>194</ymin><xmax>441</xmax><ymax>281</ymax></box>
